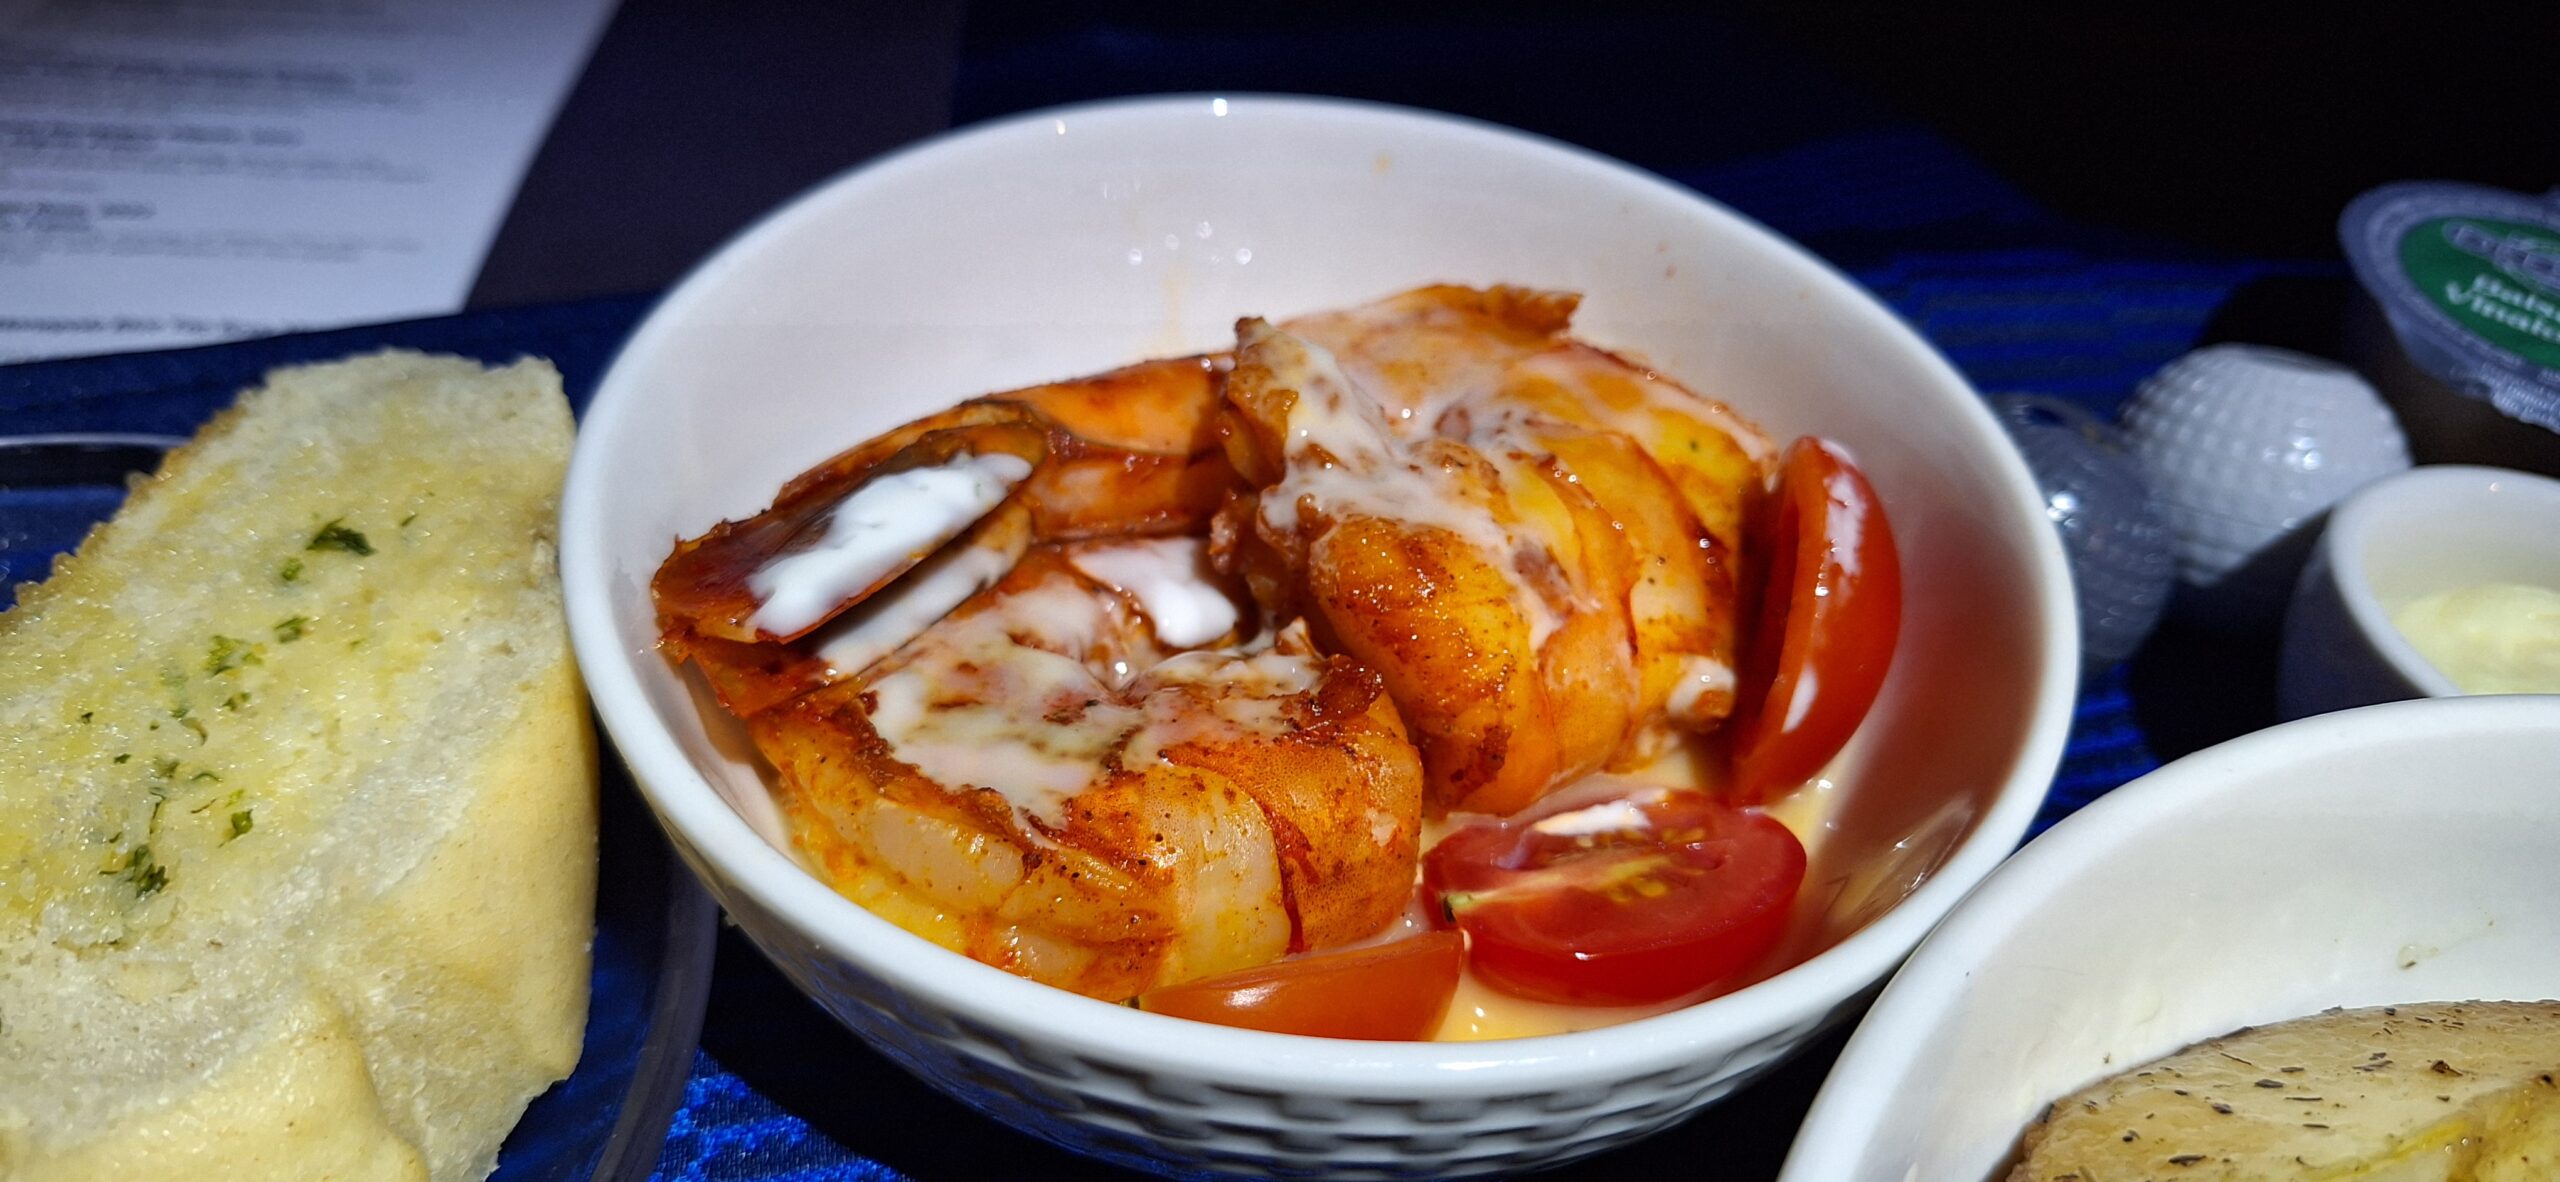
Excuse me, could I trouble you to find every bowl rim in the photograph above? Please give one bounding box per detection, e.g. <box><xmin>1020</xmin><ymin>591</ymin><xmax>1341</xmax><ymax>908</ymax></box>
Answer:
<box><xmin>1779</xmin><ymin>692</ymin><xmax>2560</xmax><ymax>1179</ymax></box>
<box><xmin>2322</xmin><ymin>463</ymin><xmax>2560</xmax><ymax>699</ymax></box>
<box><xmin>562</xmin><ymin>92</ymin><xmax>2080</xmax><ymax>1091</ymax></box>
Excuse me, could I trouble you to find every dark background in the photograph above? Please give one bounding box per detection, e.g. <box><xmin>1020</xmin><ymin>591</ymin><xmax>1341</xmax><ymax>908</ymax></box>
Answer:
<box><xmin>472</xmin><ymin>1</ymin><xmax>2559</xmax><ymax>307</ymax></box>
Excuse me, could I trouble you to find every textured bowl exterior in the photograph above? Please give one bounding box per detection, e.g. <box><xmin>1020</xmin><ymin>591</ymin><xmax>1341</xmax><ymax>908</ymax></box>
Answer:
<box><xmin>564</xmin><ymin>95</ymin><xmax>2078</xmax><ymax>1178</ymax></box>
<box><xmin>676</xmin><ymin>813</ymin><xmax>1842</xmax><ymax>1178</ymax></box>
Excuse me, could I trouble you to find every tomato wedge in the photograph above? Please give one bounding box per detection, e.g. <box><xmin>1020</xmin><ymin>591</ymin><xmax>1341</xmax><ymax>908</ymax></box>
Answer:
<box><xmin>1423</xmin><ymin>781</ymin><xmax>1806</xmax><ymax>1006</ymax></box>
<box><xmin>1728</xmin><ymin>436</ymin><xmax>1901</xmax><ymax>806</ymax></box>
<box><xmin>1132</xmin><ymin>930</ymin><xmax>1465</xmax><ymax>1040</ymax></box>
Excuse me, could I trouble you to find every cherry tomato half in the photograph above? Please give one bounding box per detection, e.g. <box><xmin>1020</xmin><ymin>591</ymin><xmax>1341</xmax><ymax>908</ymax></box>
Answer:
<box><xmin>1728</xmin><ymin>436</ymin><xmax>1901</xmax><ymax>806</ymax></box>
<box><xmin>1132</xmin><ymin>930</ymin><xmax>1465</xmax><ymax>1040</ymax></box>
<box><xmin>1423</xmin><ymin>782</ymin><xmax>1806</xmax><ymax>1006</ymax></box>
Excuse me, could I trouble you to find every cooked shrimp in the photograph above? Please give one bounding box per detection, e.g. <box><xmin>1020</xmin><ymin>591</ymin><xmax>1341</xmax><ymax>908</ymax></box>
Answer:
<box><xmin>650</xmin><ymin>284</ymin><xmax>1776</xmax><ymax>1000</ymax></box>
<box><xmin>653</xmin><ymin>355</ymin><xmax>1237</xmax><ymax>714</ymax></box>
<box><xmin>1218</xmin><ymin>285</ymin><xmax>1773</xmax><ymax>814</ymax></box>
<box><xmin>749</xmin><ymin>545</ymin><xmax>1423</xmax><ymax>999</ymax></box>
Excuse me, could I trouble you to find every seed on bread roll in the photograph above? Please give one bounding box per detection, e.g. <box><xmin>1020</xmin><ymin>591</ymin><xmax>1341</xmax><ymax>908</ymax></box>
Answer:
<box><xmin>0</xmin><ymin>351</ymin><xmax>595</xmax><ymax>1182</ymax></box>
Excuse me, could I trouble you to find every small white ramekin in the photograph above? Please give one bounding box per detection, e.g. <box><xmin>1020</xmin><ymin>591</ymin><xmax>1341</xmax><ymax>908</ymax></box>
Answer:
<box><xmin>2280</xmin><ymin>464</ymin><xmax>2560</xmax><ymax>719</ymax></box>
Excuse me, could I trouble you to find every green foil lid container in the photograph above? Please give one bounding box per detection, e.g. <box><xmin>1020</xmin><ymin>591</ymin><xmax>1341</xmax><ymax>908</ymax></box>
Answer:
<box><xmin>2341</xmin><ymin>181</ymin><xmax>2560</xmax><ymax>435</ymax></box>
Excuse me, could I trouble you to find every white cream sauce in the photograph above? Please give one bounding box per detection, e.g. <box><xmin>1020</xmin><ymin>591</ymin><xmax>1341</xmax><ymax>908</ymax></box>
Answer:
<box><xmin>746</xmin><ymin>452</ymin><xmax>1032</xmax><ymax>637</ymax></box>
<box><xmin>865</xmin><ymin>642</ymin><xmax>1141</xmax><ymax>820</ymax></box>
<box><xmin>1139</xmin><ymin>634</ymin><xmax>1323</xmax><ymax>698</ymax></box>
<box><xmin>1067</xmin><ymin>537</ymin><xmax>1239</xmax><ymax>648</ymax></box>
<box><xmin>1286</xmin><ymin>304</ymin><xmax>1520</xmax><ymax>429</ymax></box>
<box><xmin>1527</xmin><ymin>795</ymin><xmax>1654</xmax><ymax>838</ymax></box>
<box><xmin>1504</xmin><ymin>349</ymin><xmax>1777</xmax><ymax>468</ymax></box>
<box><xmin>860</xmin><ymin>570</ymin><xmax>1329</xmax><ymax>832</ymax></box>
<box><xmin>1246</xmin><ymin>322</ymin><xmax>1568</xmax><ymax>647</ymax></box>
<box><xmin>1124</xmin><ymin>639</ymin><xmax>1325</xmax><ymax>766</ymax></box>
<box><xmin>1665</xmin><ymin>654</ymin><xmax>1737</xmax><ymax>720</ymax></box>
<box><xmin>811</xmin><ymin>522</ymin><xmax>1025</xmax><ymax>678</ymax></box>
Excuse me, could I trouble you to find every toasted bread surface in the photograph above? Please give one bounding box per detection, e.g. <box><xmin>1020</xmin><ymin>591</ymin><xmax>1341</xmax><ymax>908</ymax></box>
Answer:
<box><xmin>0</xmin><ymin>351</ymin><xmax>595</xmax><ymax>1182</ymax></box>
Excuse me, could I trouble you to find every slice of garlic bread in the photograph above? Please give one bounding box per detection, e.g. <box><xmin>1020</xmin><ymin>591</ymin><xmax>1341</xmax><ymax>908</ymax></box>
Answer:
<box><xmin>2012</xmin><ymin>1000</ymin><xmax>2560</xmax><ymax>1181</ymax></box>
<box><xmin>0</xmin><ymin>351</ymin><xmax>596</xmax><ymax>1182</ymax></box>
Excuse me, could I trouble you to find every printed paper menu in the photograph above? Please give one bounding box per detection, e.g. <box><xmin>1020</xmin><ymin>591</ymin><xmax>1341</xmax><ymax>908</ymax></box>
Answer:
<box><xmin>0</xmin><ymin>0</ymin><xmax>618</xmax><ymax>362</ymax></box>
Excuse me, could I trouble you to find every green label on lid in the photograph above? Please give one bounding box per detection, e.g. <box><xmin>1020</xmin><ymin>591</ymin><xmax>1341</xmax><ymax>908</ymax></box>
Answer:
<box><xmin>2401</xmin><ymin>216</ymin><xmax>2560</xmax><ymax>369</ymax></box>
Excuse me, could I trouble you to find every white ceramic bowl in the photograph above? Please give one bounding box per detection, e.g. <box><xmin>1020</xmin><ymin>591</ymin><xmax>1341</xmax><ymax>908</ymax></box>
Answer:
<box><xmin>2279</xmin><ymin>465</ymin><xmax>2560</xmax><ymax>719</ymax></box>
<box><xmin>562</xmin><ymin>95</ymin><xmax>2078</xmax><ymax>1178</ymax></box>
<box><xmin>1782</xmin><ymin>694</ymin><xmax>2560</xmax><ymax>1181</ymax></box>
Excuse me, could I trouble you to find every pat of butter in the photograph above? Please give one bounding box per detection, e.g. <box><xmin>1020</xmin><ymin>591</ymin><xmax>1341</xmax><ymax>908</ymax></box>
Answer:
<box><xmin>2392</xmin><ymin>581</ymin><xmax>2560</xmax><ymax>694</ymax></box>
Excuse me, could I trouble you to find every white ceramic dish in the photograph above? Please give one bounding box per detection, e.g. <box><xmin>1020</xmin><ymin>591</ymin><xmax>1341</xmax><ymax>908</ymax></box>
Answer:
<box><xmin>1782</xmin><ymin>694</ymin><xmax>2560</xmax><ymax>1181</ymax></box>
<box><xmin>2279</xmin><ymin>464</ymin><xmax>2560</xmax><ymax>719</ymax></box>
<box><xmin>561</xmin><ymin>94</ymin><xmax>2078</xmax><ymax>1178</ymax></box>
